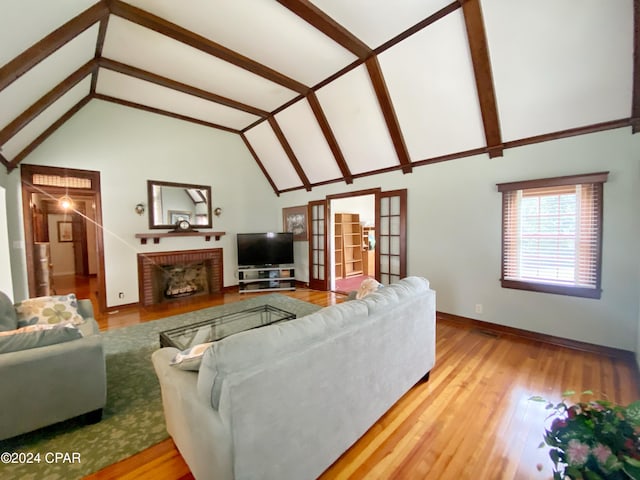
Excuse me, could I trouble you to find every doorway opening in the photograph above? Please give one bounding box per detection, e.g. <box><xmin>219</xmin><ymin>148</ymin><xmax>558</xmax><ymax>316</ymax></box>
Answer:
<box><xmin>21</xmin><ymin>165</ymin><xmax>106</xmax><ymax>312</ymax></box>
<box><xmin>330</xmin><ymin>194</ymin><xmax>376</xmax><ymax>293</ymax></box>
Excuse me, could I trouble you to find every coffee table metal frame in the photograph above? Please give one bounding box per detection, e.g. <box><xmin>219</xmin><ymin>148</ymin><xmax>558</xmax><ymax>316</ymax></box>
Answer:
<box><xmin>159</xmin><ymin>304</ymin><xmax>296</xmax><ymax>350</ymax></box>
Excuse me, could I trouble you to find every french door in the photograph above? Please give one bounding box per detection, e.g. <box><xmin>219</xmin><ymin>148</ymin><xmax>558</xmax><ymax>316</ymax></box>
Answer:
<box><xmin>307</xmin><ymin>189</ymin><xmax>407</xmax><ymax>290</ymax></box>
<box><xmin>307</xmin><ymin>200</ymin><xmax>328</xmax><ymax>291</ymax></box>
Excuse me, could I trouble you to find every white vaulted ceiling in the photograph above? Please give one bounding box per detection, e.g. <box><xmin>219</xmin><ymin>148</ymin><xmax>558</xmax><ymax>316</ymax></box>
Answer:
<box><xmin>0</xmin><ymin>0</ymin><xmax>637</xmax><ymax>194</ymax></box>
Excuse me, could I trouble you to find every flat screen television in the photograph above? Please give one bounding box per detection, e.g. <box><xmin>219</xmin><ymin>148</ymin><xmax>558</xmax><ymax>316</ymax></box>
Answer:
<box><xmin>237</xmin><ymin>232</ymin><xmax>294</xmax><ymax>267</ymax></box>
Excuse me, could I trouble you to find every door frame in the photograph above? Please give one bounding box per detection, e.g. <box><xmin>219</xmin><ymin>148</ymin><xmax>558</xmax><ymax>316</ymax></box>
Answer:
<box><xmin>20</xmin><ymin>164</ymin><xmax>106</xmax><ymax>312</ymax></box>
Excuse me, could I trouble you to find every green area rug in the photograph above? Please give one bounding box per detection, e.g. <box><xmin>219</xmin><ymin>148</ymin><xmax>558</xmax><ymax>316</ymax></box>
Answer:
<box><xmin>0</xmin><ymin>294</ymin><xmax>320</xmax><ymax>480</ymax></box>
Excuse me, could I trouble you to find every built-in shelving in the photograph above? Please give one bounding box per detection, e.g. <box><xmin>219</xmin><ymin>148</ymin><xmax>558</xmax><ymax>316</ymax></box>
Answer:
<box><xmin>334</xmin><ymin>213</ymin><xmax>363</xmax><ymax>278</ymax></box>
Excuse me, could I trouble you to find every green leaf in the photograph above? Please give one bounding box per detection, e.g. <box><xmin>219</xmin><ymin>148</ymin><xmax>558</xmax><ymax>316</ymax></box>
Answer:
<box><xmin>583</xmin><ymin>470</ymin><xmax>604</xmax><ymax>480</ymax></box>
<box><xmin>582</xmin><ymin>390</ymin><xmax>594</xmax><ymax>396</ymax></box>
<box><xmin>538</xmin><ymin>441</ymin><xmax>546</xmax><ymax>449</ymax></box>
<box><xmin>563</xmin><ymin>390</ymin><xmax>577</xmax><ymax>397</ymax></box>
<box><xmin>624</xmin><ymin>456</ymin><xmax>640</xmax><ymax>468</ymax></box>
<box><xmin>622</xmin><ymin>461</ymin><xmax>640</xmax><ymax>480</ymax></box>
<box><xmin>529</xmin><ymin>395</ymin><xmax>547</xmax><ymax>403</ymax></box>
<box><xmin>625</xmin><ymin>400</ymin><xmax>640</xmax><ymax>428</ymax></box>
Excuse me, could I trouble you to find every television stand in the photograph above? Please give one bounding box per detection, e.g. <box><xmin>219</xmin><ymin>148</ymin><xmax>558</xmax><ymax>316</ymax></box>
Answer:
<box><xmin>238</xmin><ymin>265</ymin><xmax>295</xmax><ymax>293</ymax></box>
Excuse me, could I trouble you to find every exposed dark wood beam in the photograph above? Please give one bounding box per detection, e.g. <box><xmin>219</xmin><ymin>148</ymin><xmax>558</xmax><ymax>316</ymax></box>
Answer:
<box><xmin>0</xmin><ymin>60</ymin><xmax>97</xmax><ymax>145</ymax></box>
<box><xmin>93</xmin><ymin>94</ymin><xmax>241</xmax><ymax>134</ymax></box>
<box><xmin>0</xmin><ymin>2</ymin><xmax>108</xmax><ymax>92</ymax></box>
<box><xmin>306</xmin><ymin>92</ymin><xmax>353</xmax><ymax>184</ymax></box>
<box><xmin>98</xmin><ymin>58</ymin><xmax>269</xmax><ymax>118</ymax></box>
<box><xmin>365</xmin><ymin>56</ymin><xmax>412</xmax><ymax>174</ymax></box>
<box><xmin>461</xmin><ymin>0</ymin><xmax>503</xmax><ymax>158</ymax></box>
<box><xmin>7</xmin><ymin>95</ymin><xmax>92</xmax><ymax>172</ymax></box>
<box><xmin>240</xmin><ymin>133</ymin><xmax>281</xmax><ymax>196</ymax></box>
<box><xmin>375</xmin><ymin>1</ymin><xmax>461</xmax><ymax>55</ymax></box>
<box><xmin>91</xmin><ymin>14</ymin><xmax>111</xmax><ymax>94</ymax></box>
<box><xmin>0</xmin><ymin>153</ymin><xmax>9</xmax><ymax>169</ymax></box>
<box><xmin>268</xmin><ymin>117</ymin><xmax>312</xmax><ymax>191</ymax></box>
<box><xmin>275</xmin><ymin>0</ymin><xmax>371</xmax><ymax>59</ymax></box>
<box><xmin>109</xmin><ymin>0</ymin><xmax>309</xmax><ymax>95</ymax></box>
<box><xmin>632</xmin><ymin>0</ymin><xmax>640</xmax><ymax>133</ymax></box>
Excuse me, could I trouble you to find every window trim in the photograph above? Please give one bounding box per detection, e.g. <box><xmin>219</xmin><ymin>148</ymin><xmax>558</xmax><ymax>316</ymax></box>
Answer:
<box><xmin>497</xmin><ymin>172</ymin><xmax>608</xmax><ymax>299</ymax></box>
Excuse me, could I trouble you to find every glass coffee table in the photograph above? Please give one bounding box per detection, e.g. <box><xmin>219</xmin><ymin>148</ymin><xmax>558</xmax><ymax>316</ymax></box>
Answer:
<box><xmin>159</xmin><ymin>304</ymin><xmax>296</xmax><ymax>350</ymax></box>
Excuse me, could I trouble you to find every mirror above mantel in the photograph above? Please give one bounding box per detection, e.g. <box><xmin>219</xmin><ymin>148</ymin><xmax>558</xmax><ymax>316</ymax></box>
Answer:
<box><xmin>147</xmin><ymin>180</ymin><xmax>212</xmax><ymax>230</ymax></box>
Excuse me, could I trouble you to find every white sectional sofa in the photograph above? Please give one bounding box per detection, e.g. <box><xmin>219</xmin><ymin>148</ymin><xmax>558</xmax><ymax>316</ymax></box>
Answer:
<box><xmin>152</xmin><ymin>276</ymin><xmax>436</xmax><ymax>480</ymax></box>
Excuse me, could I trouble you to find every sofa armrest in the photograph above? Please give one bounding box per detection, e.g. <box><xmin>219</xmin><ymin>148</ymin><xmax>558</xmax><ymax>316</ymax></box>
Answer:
<box><xmin>77</xmin><ymin>299</ymin><xmax>95</xmax><ymax>321</ymax></box>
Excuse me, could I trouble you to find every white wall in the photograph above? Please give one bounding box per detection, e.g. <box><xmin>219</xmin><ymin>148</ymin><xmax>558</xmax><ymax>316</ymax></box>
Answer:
<box><xmin>277</xmin><ymin>128</ymin><xmax>640</xmax><ymax>352</ymax></box>
<box><xmin>0</xmin><ymin>186</ymin><xmax>14</xmax><ymax>300</ymax></box>
<box><xmin>5</xmin><ymin>99</ymin><xmax>279</xmax><ymax>306</ymax></box>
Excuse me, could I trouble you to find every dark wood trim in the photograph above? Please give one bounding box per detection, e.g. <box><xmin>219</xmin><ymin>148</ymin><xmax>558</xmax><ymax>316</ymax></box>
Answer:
<box><xmin>98</xmin><ymin>58</ymin><xmax>269</xmax><ymax>118</ymax></box>
<box><xmin>503</xmin><ymin>118</ymin><xmax>632</xmax><ymax>149</ymax></box>
<box><xmin>496</xmin><ymin>171</ymin><xmax>609</xmax><ymax>192</ymax></box>
<box><xmin>8</xmin><ymin>95</ymin><xmax>92</xmax><ymax>171</ymax></box>
<box><xmin>365</xmin><ymin>56</ymin><xmax>412</xmax><ymax>174</ymax></box>
<box><xmin>306</xmin><ymin>92</ymin><xmax>353</xmax><ymax>184</ymax></box>
<box><xmin>326</xmin><ymin>187</ymin><xmax>380</xmax><ymax>202</ymax></box>
<box><xmin>93</xmin><ymin>94</ymin><xmax>241</xmax><ymax>134</ymax></box>
<box><xmin>240</xmin><ymin>133</ymin><xmax>280</xmax><ymax>196</ymax></box>
<box><xmin>91</xmin><ymin>15</ymin><xmax>111</xmax><ymax>94</ymax></box>
<box><xmin>108</xmin><ymin>0</ymin><xmax>309</xmax><ymax>94</ymax></box>
<box><xmin>275</xmin><ymin>0</ymin><xmax>371</xmax><ymax>59</ymax></box>
<box><xmin>461</xmin><ymin>0</ymin><xmax>503</xmax><ymax>158</ymax></box>
<box><xmin>0</xmin><ymin>60</ymin><xmax>97</xmax><ymax>145</ymax></box>
<box><xmin>0</xmin><ymin>2</ymin><xmax>108</xmax><ymax>92</ymax></box>
<box><xmin>20</xmin><ymin>164</ymin><xmax>107</xmax><ymax>312</ymax></box>
<box><xmin>375</xmin><ymin>1</ymin><xmax>461</xmax><ymax>55</ymax></box>
<box><xmin>268</xmin><ymin>117</ymin><xmax>312</xmax><ymax>191</ymax></box>
<box><xmin>437</xmin><ymin>311</ymin><xmax>636</xmax><ymax>360</ymax></box>
<box><xmin>0</xmin><ymin>153</ymin><xmax>8</xmax><ymax>168</ymax></box>
<box><xmin>633</xmin><ymin>0</ymin><xmax>640</xmax><ymax>133</ymax></box>
<box><xmin>500</xmin><ymin>279</ymin><xmax>602</xmax><ymax>299</ymax></box>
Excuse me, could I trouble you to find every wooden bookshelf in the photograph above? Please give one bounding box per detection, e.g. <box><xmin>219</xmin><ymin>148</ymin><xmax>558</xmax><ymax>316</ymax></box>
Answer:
<box><xmin>335</xmin><ymin>213</ymin><xmax>363</xmax><ymax>278</ymax></box>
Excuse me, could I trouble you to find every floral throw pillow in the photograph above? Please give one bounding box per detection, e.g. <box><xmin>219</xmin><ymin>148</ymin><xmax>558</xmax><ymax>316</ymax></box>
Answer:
<box><xmin>15</xmin><ymin>294</ymin><xmax>84</xmax><ymax>327</ymax></box>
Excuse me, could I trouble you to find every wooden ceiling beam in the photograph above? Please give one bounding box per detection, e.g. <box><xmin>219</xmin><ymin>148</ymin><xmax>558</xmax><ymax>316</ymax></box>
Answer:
<box><xmin>306</xmin><ymin>92</ymin><xmax>353</xmax><ymax>184</ymax></box>
<box><xmin>7</xmin><ymin>95</ymin><xmax>92</xmax><ymax>172</ymax></box>
<box><xmin>93</xmin><ymin>94</ymin><xmax>241</xmax><ymax>134</ymax></box>
<box><xmin>268</xmin><ymin>117</ymin><xmax>312</xmax><ymax>191</ymax></box>
<box><xmin>632</xmin><ymin>0</ymin><xmax>640</xmax><ymax>133</ymax></box>
<box><xmin>98</xmin><ymin>58</ymin><xmax>269</xmax><ymax>118</ymax></box>
<box><xmin>91</xmin><ymin>14</ymin><xmax>111</xmax><ymax>94</ymax></box>
<box><xmin>0</xmin><ymin>2</ymin><xmax>108</xmax><ymax>92</ymax></box>
<box><xmin>275</xmin><ymin>0</ymin><xmax>371</xmax><ymax>59</ymax></box>
<box><xmin>240</xmin><ymin>133</ymin><xmax>281</xmax><ymax>196</ymax></box>
<box><xmin>108</xmin><ymin>0</ymin><xmax>309</xmax><ymax>95</ymax></box>
<box><xmin>461</xmin><ymin>0</ymin><xmax>503</xmax><ymax>158</ymax></box>
<box><xmin>365</xmin><ymin>56</ymin><xmax>412</xmax><ymax>174</ymax></box>
<box><xmin>0</xmin><ymin>60</ymin><xmax>97</xmax><ymax>146</ymax></box>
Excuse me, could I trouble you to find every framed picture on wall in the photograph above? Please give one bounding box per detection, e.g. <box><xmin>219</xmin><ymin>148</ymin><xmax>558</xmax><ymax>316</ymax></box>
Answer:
<box><xmin>283</xmin><ymin>205</ymin><xmax>308</xmax><ymax>241</ymax></box>
<box><xmin>57</xmin><ymin>221</ymin><xmax>73</xmax><ymax>242</ymax></box>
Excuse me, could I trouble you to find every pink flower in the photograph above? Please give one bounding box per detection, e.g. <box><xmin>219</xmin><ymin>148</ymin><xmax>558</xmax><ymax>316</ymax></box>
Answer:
<box><xmin>566</xmin><ymin>439</ymin><xmax>590</xmax><ymax>466</ymax></box>
<box><xmin>591</xmin><ymin>444</ymin><xmax>612</xmax><ymax>465</ymax></box>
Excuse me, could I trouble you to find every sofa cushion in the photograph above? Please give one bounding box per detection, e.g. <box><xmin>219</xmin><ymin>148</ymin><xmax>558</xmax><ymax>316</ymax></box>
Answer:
<box><xmin>0</xmin><ymin>291</ymin><xmax>17</xmax><ymax>332</ymax></box>
<box><xmin>171</xmin><ymin>342</ymin><xmax>213</xmax><ymax>371</ymax></box>
<box><xmin>0</xmin><ymin>323</ymin><xmax>83</xmax><ymax>354</ymax></box>
<box><xmin>198</xmin><ymin>299</ymin><xmax>369</xmax><ymax>409</ymax></box>
<box><xmin>15</xmin><ymin>294</ymin><xmax>84</xmax><ymax>327</ymax></box>
<box><xmin>362</xmin><ymin>277</ymin><xmax>430</xmax><ymax>314</ymax></box>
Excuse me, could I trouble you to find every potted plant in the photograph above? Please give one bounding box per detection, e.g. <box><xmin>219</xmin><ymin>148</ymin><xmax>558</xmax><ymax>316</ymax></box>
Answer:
<box><xmin>530</xmin><ymin>391</ymin><xmax>640</xmax><ymax>479</ymax></box>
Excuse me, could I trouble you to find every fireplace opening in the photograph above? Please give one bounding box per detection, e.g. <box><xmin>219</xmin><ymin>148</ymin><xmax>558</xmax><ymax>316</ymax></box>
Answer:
<box><xmin>138</xmin><ymin>249</ymin><xmax>223</xmax><ymax>306</ymax></box>
<box><xmin>163</xmin><ymin>262</ymin><xmax>208</xmax><ymax>299</ymax></box>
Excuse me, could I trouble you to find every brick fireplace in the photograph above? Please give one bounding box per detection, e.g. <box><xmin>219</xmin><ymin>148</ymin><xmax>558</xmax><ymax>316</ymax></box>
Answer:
<box><xmin>137</xmin><ymin>248</ymin><xmax>223</xmax><ymax>306</ymax></box>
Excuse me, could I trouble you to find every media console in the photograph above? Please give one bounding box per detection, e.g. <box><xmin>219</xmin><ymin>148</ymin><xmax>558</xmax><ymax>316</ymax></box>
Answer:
<box><xmin>238</xmin><ymin>265</ymin><xmax>295</xmax><ymax>293</ymax></box>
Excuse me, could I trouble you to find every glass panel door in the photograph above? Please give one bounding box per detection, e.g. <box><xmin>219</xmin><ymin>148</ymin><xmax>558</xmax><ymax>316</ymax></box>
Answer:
<box><xmin>307</xmin><ymin>200</ymin><xmax>327</xmax><ymax>290</ymax></box>
<box><xmin>376</xmin><ymin>190</ymin><xmax>407</xmax><ymax>285</ymax></box>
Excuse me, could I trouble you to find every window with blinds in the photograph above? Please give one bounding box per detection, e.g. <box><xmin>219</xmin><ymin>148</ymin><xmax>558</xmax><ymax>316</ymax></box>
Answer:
<box><xmin>497</xmin><ymin>172</ymin><xmax>608</xmax><ymax>299</ymax></box>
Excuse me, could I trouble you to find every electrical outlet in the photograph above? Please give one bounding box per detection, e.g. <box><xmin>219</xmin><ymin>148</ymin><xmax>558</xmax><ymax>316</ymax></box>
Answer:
<box><xmin>118</xmin><ymin>292</ymin><xmax>124</xmax><ymax>299</ymax></box>
<box><xmin>475</xmin><ymin>303</ymin><xmax>483</xmax><ymax>314</ymax></box>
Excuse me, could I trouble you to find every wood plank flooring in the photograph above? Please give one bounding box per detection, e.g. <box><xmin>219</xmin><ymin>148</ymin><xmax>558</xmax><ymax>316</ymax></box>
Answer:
<box><xmin>53</xmin><ymin>276</ymin><xmax>639</xmax><ymax>480</ymax></box>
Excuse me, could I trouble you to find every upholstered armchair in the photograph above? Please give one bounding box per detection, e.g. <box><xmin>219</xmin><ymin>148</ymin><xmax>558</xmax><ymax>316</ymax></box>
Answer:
<box><xmin>0</xmin><ymin>292</ymin><xmax>107</xmax><ymax>440</ymax></box>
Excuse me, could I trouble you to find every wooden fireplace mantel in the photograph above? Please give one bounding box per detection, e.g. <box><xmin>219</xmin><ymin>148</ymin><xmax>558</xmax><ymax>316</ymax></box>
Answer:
<box><xmin>135</xmin><ymin>231</ymin><xmax>226</xmax><ymax>244</ymax></box>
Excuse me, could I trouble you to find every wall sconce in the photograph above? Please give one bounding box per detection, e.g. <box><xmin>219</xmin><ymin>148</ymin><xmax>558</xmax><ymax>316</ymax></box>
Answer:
<box><xmin>214</xmin><ymin>207</ymin><xmax>222</xmax><ymax>216</ymax></box>
<box><xmin>135</xmin><ymin>203</ymin><xmax>145</xmax><ymax>215</ymax></box>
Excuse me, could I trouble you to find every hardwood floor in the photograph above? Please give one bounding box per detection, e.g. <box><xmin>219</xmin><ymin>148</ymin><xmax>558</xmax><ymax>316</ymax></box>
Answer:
<box><xmin>54</xmin><ymin>276</ymin><xmax>639</xmax><ymax>480</ymax></box>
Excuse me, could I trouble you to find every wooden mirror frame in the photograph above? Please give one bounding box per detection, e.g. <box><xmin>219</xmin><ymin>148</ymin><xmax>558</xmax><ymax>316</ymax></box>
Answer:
<box><xmin>147</xmin><ymin>180</ymin><xmax>213</xmax><ymax>230</ymax></box>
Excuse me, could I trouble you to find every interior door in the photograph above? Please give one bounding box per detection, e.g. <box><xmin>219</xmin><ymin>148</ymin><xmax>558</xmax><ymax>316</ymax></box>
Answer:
<box><xmin>71</xmin><ymin>213</ymin><xmax>88</xmax><ymax>275</ymax></box>
<box><xmin>376</xmin><ymin>189</ymin><xmax>407</xmax><ymax>285</ymax></box>
<box><xmin>307</xmin><ymin>200</ymin><xmax>328</xmax><ymax>291</ymax></box>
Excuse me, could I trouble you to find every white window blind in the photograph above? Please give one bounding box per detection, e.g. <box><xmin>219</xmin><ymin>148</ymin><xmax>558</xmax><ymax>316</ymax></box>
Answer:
<box><xmin>498</xmin><ymin>172</ymin><xmax>607</xmax><ymax>299</ymax></box>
